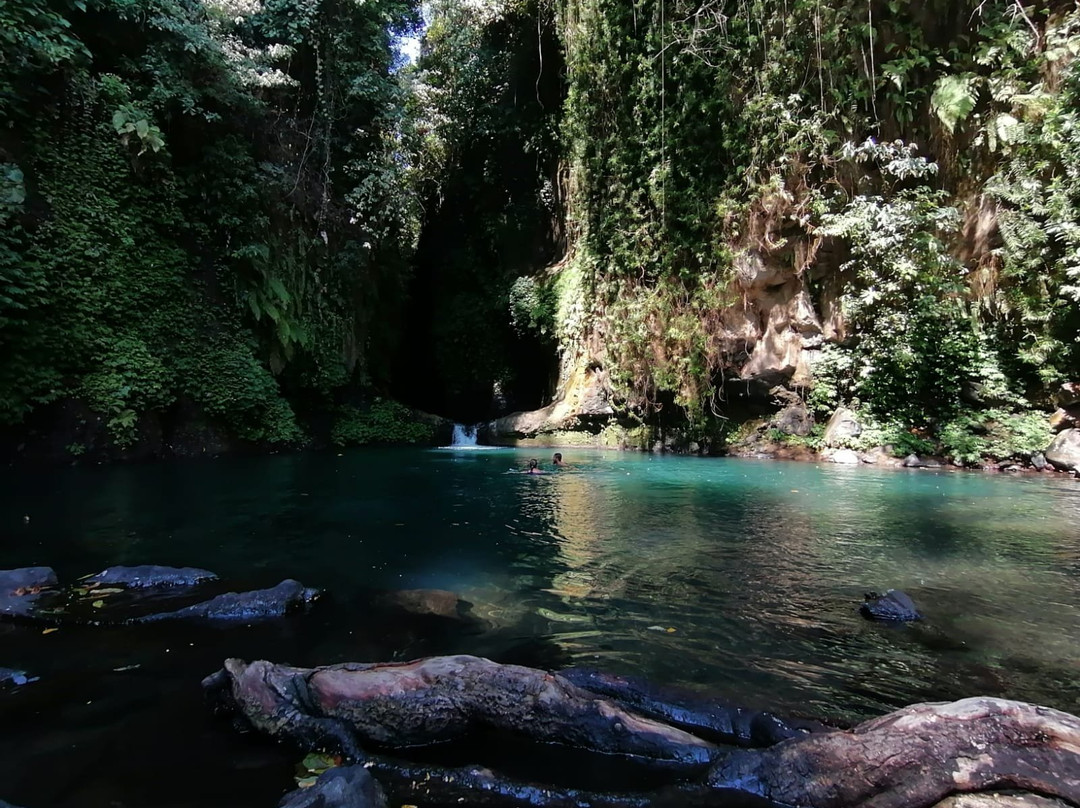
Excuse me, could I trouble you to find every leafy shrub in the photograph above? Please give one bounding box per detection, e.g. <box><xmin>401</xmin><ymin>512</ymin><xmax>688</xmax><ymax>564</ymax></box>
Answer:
<box><xmin>180</xmin><ymin>336</ymin><xmax>304</xmax><ymax>445</ymax></box>
<box><xmin>508</xmin><ymin>275</ymin><xmax>557</xmax><ymax>340</ymax></box>
<box><xmin>331</xmin><ymin>399</ymin><xmax>436</xmax><ymax>446</ymax></box>
<box><xmin>940</xmin><ymin>409</ymin><xmax>1052</xmax><ymax>465</ymax></box>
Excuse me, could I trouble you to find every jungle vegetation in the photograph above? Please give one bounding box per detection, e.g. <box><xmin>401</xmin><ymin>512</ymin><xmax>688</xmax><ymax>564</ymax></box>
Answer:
<box><xmin>1</xmin><ymin>0</ymin><xmax>1078</xmax><ymax>463</ymax></box>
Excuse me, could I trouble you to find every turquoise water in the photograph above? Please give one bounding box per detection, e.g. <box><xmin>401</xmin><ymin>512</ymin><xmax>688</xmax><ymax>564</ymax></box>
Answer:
<box><xmin>1</xmin><ymin>448</ymin><xmax>1079</xmax><ymax>806</ymax></box>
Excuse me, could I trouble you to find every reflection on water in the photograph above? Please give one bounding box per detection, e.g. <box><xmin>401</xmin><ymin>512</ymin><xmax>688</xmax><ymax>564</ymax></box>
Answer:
<box><xmin>1</xmin><ymin>450</ymin><xmax>1079</xmax><ymax>806</ymax></box>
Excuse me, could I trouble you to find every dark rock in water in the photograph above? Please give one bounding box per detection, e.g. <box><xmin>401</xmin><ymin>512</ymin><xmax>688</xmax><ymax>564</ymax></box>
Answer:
<box><xmin>134</xmin><ymin>579</ymin><xmax>320</xmax><ymax>623</ymax></box>
<box><xmin>560</xmin><ymin>667</ymin><xmax>830</xmax><ymax>748</ymax></box>
<box><xmin>279</xmin><ymin>766</ymin><xmax>386</xmax><ymax>808</ymax></box>
<box><xmin>861</xmin><ymin>590</ymin><xmax>922</xmax><ymax>622</ymax></box>
<box><xmin>379</xmin><ymin>589</ymin><xmax>468</xmax><ymax>620</ymax></box>
<box><xmin>0</xmin><ymin>568</ymin><xmax>58</xmax><ymax>595</ymax></box>
<box><xmin>0</xmin><ymin>667</ymin><xmax>36</xmax><ymax>688</ymax></box>
<box><xmin>0</xmin><ymin>567</ymin><xmax>59</xmax><ymax>619</ymax></box>
<box><xmin>84</xmin><ymin>565</ymin><xmax>218</xmax><ymax>588</ymax></box>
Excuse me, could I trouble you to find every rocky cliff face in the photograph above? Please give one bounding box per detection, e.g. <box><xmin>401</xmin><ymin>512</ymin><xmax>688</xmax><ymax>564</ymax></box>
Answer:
<box><xmin>486</xmin><ymin>245</ymin><xmax>836</xmax><ymax>448</ymax></box>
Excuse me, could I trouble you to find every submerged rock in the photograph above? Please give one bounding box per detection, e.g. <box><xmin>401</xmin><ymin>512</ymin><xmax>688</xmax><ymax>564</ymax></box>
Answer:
<box><xmin>279</xmin><ymin>766</ymin><xmax>386</xmax><ymax>808</ymax></box>
<box><xmin>0</xmin><ymin>568</ymin><xmax>59</xmax><ymax>620</ymax></box>
<box><xmin>0</xmin><ymin>667</ymin><xmax>36</xmax><ymax>688</ymax></box>
<box><xmin>0</xmin><ymin>568</ymin><xmax>58</xmax><ymax>595</ymax></box>
<box><xmin>84</xmin><ymin>565</ymin><xmax>218</xmax><ymax>588</ymax></box>
<box><xmin>134</xmin><ymin>579</ymin><xmax>320</xmax><ymax>623</ymax></box>
<box><xmin>861</xmin><ymin>590</ymin><xmax>922</xmax><ymax>622</ymax></box>
<box><xmin>379</xmin><ymin>589</ymin><xmax>468</xmax><ymax>620</ymax></box>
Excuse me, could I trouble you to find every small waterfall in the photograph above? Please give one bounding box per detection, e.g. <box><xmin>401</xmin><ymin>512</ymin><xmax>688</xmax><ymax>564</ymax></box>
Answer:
<box><xmin>451</xmin><ymin>423</ymin><xmax>479</xmax><ymax>447</ymax></box>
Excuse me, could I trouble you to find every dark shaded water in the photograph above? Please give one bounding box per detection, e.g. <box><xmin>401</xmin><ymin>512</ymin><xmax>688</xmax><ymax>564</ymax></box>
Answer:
<box><xmin>1</xmin><ymin>448</ymin><xmax>1079</xmax><ymax>806</ymax></box>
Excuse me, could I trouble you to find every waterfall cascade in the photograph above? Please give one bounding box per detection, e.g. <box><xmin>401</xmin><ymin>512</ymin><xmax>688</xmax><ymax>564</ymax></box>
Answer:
<box><xmin>450</xmin><ymin>424</ymin><xmax>479</xmax><ymax>447</ymax></box>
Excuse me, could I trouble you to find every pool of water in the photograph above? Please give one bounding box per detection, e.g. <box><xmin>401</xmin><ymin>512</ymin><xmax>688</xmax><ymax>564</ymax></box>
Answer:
<box><xmin>1</xmin><ymin>448</ymin><xmax>1079</xmax><ymax>806</ymax></box>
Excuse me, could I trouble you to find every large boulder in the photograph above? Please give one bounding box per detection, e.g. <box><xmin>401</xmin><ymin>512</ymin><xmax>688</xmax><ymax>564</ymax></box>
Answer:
<box><xmin>279</xmin><ymin>766</ymin><xmax>386</xmax><ymax>808</ymax></box>
<box><xmin>1045</xmin><ymin>429</ymin><xmax>1080</xmax><ymax>472</ymax></box>
<box><xmin>823</xmin><ymin>407</ymin><xmax>862</xmax><ymax>446</ymax></box>
<box><xmin>773</xmin><ymin>405</ymin><xmax>812</xmax><ymax>437</ymax></box>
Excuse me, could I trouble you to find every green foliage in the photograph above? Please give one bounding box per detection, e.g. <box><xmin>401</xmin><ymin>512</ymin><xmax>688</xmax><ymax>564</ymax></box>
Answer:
<box><xmin>0</xmin><ymin>0</ymin><xmax>423</xmax><ymax>452</ymax></box>
<box><xmin>398</xmin><ymin>0</ymin><xmax>564</xmax><ymax>414</ymax></box>
<box><xmin>330</xmin><ymin>399</ymin><xmax>435</xmax><ymax>446</ymax></box>
<box><xmin>939</xmin><ymin>409</ymin><xmax>1052</xmax><ymax>466</ymax></box>
<box><xmin>508</xmin><ymin>275</ymin><xmax>557</xmax><ymax>340</ymax></box>
<box><xmin>930</xmin><ymin>74</ymin><xmax>978</xmax><ymax>133</ymax></box>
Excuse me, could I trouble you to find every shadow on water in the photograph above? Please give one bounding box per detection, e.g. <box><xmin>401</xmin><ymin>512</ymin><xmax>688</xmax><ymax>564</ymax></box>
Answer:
<box><xmin>1</xmin><ymin>449</ymin><xmax>1079</xmax><ymax>805</ymax></box>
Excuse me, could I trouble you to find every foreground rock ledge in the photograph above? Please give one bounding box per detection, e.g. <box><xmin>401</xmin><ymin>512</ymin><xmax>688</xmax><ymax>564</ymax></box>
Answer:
<box><xmin>204</xmin><ymin>655</ymin><xmax>1080</xmax><ymax>808</ymax></box>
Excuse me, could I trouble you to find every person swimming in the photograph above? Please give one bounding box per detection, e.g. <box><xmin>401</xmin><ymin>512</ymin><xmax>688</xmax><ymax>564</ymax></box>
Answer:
<box><xmin>552</xmin><ymin>452</ymin><xmax>572</xmax><ymax>468</ymax></box>
<box><xmin>525</xmin><ymin>458</ymin><xmax>544</xmax><ymax>474</ymax></box>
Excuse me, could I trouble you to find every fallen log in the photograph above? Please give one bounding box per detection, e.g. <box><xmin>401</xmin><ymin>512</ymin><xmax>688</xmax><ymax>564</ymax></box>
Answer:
<box><xmin>204</xmin><ymin>655</ymin><xmax>717</xmax><ymax>772</ymax></box>
<box><xmin>707</xmin><ymin>697</ymin><xmax>1080</xmax><ymax>808</ymax></box>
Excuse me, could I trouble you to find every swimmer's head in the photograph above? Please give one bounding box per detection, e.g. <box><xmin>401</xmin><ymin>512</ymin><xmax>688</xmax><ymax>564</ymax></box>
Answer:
<box><xmin>528</xmin><ymin>458</ymin><xmax>539</xmax><ymax>470</ymax></box>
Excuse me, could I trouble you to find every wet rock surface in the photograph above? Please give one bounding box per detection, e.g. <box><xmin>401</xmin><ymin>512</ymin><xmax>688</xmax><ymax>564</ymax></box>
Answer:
<box><xmin>278</xmin><ymin>766</ymin><xmax>386</xmax><ymax>808</ymax></box>
<box><xmin>560</xmin><ymin>667</ymin><xmax>830</xmax><ymax>747</ymax></box>
<box><xmin>1</xmin><ymin>566</ymin><xmax>317</xmax><ymax>627</ymax></box>
<box><xmin>0</xmin><ymin>568</ymin><xmax>59</xmax><ymax>620</ymax></box>
<box><xmin>861</xmin><ymin>590</ymin><xmax>922</xmax><ymax>622</ymax></box>
<box><xmin>84</xmin><ymin>565</ymin><xmax>218</xmax><ymax>589</ymax></box>
<box><xmin>134</xmin><ymin>579</ymin><xmax>320</xmax><ymax>624</ymax></box>
<box><xmin>377</xmin><ymin>589</ymin><xmax>469</xmax><ymax>620</ymax></box>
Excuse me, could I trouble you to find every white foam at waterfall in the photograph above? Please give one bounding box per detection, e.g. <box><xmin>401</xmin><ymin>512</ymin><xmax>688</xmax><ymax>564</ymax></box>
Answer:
<box><xmin>451</xmin><ymin>424</ymin><xmax>478</xmax><ymax>446</ymax></box>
